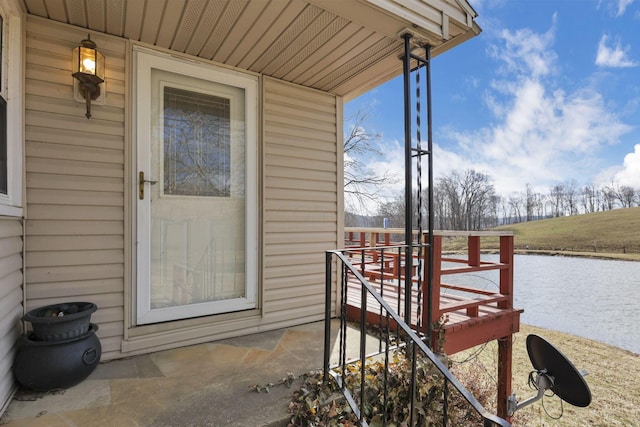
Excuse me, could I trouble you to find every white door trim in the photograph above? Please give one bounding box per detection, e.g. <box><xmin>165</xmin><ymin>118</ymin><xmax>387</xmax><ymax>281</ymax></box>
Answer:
<box><xmin>133</xmin><ymin>46</ymin><xmax>258</xmax><ymax>325</ymax></box>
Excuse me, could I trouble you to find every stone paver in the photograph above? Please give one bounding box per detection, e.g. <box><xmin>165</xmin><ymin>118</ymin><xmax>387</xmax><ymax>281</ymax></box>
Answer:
<box><xmin>0</xmin><ymin>321</ymin><xmax>343</xmax><ymax>427</ymax></box>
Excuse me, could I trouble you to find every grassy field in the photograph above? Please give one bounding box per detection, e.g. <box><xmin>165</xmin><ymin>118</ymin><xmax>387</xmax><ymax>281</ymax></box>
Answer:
<box><xmin>441</xmin><ymin>207</ymin><xmax>640</xmax><ymax>261</ymax></box>
<box><xmin>454</xmin><ymin>324</ymin><xmax>640</xmax><ymax>426</ymax></box>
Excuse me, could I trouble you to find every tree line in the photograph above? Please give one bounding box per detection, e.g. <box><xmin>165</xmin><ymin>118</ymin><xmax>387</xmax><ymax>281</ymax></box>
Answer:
<box><xmin>348</xmin><ymin>169</ymin><xmax>640</xmax><ymax>230</ymax></box>
<box><xmin>342</xmin><ymin>111</ymin><xmax>639</xmax><ymax>230</ymax></box>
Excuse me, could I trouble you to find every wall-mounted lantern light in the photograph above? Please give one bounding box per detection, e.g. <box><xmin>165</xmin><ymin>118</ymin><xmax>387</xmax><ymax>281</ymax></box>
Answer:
<box><xmin>72</xmin><ymin>35</ymin><xmax>104</xmax><ymax>119</ymax></box>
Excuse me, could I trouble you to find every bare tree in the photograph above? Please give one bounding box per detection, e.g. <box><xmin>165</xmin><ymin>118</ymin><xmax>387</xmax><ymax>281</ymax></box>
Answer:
<box><xmin>548</xmin><ymin>184</ymin><xmax>565</xmax><ymax>217</ymax></box>
<box><xmin>524</xmin><ymin>183</ymin><xmax>538</xmax><ymax>221</ymax></box>
<box><xmin>436</xmin><ymin>174</ymin><xmax>462</xmax><ymax>229</ymax></box>
<box><xmin>610</xmin><ymin>184</ymin><xmax>637</xmax><ymax>208</ymax></box>
<box><xmin>507</xmin><ymin>193</ymin><xmax>523</xmax><ymax>223</ymax></box>
<box><xmin>499</xmin><ymin>197</ymin><xmax>510</xmax><ymax>225</ymax></box>
<box><xmin>601</xmin><ymin>185</ymin><xmax>617</xmax><ymax>210</ymax></box>
<box><xmin>581</xmin><ymin>184</ymin><xmax>598</xmax><ymax>213</ymax></box>
<box><xmin>376</xmin><ymin>191</ymin><xmax>414</xmax><ymax>230</ymax></box>
<box><xmin>563</xmin><ymin>180</ymin><xmax>579</xmax><ymax>215</ymax></box>
<box><xmin>534</xmin><ymin>192</ymin><xmax>545</xmax><ymax>219</ymax></box>
<box><xmin>434</xmin><ymin>170</ymin><xmax>497</xmax><ymax>230</ymax></box>
<box><xmin>381</xmin><ymin>170</ymin><xmax>498</xmax><ymax>231</ymax></box>
<box><xmin>343</xmin><ymin>109</ymin><xmax>395</xmax><ymax>214</ymax></box>
<box><xmin>487</xmin><ymin>194</ymin><xmax>502</xmax><ymax>228</ymax></box>
<box><xmin>432</xmin><ymin>185</ymin><xmax>449</xmax><ymax>229</ymax></box>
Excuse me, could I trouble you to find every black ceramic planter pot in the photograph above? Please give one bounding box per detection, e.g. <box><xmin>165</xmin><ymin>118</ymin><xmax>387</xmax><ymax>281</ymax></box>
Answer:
<box><xmin>23</xmin><ymin>302</ymin><xmax>97</xmax><ymax>341</ymax></box>
<box><xmin>13</xmin><ymin>324</ymin><xmax>102</xmax><ymax>391</ymax></box>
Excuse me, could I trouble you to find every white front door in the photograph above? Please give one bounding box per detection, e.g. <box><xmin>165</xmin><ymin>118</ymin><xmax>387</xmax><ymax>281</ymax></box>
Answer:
<box><xmin>134</xmin><ymin>47</ymin><xmax>258</xmax><ymax>325</ymax></box>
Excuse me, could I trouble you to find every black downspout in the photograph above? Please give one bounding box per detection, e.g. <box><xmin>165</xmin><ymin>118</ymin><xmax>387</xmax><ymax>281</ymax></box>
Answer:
<box><xmin>402</xmin><ymin>34</ymin><xmax>413</xmax><ymax>326</ymax></box>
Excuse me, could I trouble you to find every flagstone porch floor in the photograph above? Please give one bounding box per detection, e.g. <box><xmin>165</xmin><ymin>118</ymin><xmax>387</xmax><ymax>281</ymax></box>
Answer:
<box><xmin>1</xmin><ymin>320</ymin><xmax>373</xmax><ymax>427</ymax></box>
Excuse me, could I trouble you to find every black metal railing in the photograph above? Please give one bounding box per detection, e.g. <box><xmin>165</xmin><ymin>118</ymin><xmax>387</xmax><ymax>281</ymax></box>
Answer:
<box><xmin>324</xmin><ymin>248</ymin><xmax>511</xmax><ymax>427</ymax></box>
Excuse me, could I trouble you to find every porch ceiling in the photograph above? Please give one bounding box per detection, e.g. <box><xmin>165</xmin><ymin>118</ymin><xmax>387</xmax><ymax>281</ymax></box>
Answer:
<box><xmin>22</xmin><ymin>0</ymin><xmax>481</xmax><ymax>100</ymax></box>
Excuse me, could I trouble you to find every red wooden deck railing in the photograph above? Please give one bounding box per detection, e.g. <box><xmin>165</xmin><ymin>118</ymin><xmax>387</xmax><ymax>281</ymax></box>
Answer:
<box><xmin>343</xmin><ymin>228</ymin><xmax>523</xmax><ymax>420</ymax></box>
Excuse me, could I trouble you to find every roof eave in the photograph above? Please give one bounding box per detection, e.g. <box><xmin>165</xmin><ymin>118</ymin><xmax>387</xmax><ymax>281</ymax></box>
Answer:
<box><xmin>341</xmin><ymin>20</ymin><xmax>482</xmax><ymax>101</ymax></box>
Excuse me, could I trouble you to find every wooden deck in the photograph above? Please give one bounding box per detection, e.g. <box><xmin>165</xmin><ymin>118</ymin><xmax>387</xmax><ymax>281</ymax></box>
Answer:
<box><xmin>344</xmin><ymin>229</ymin><xmax>522</xmax><ymax>354</ymax></box>
<box><xmin>343</xmin><ymin>228</ymin><xmax>522</xmax><ymax>419</ymax></box>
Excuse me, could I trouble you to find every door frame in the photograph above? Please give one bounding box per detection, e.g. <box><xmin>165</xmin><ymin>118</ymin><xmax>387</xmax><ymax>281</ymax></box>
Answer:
<box><xmin>132</xmin><ymin>46</ymin><xmax>259</xmax><ymax>326</ymax></box>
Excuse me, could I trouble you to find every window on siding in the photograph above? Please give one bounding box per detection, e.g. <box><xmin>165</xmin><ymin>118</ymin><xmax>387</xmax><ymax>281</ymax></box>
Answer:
<box><xmin>0</xmin><ymin>15</ymin><xmax>2</xmax><ymax>83</ymax></box>
<box><xmin>0</xmin><ymin>2</ymin><xmax>23</xmax><ymax>216</ymax></box>
<box><xmin>0</xmin><ymin>95</ymin><xmax>6</xmax><ymax>195</ymax></box>
<box><xmin>0</xmin><ymin>15</ymin><xmax>6</xmax><ymax>195</ymax></box>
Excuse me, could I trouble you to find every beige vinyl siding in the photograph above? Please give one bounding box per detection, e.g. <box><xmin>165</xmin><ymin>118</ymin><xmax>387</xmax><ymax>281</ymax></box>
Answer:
<box><xmin>24</xmin><ymin>16</ymin><xmax>126</xmax><ymax>360</ymax></box>
<box><xmin>263</xmin><ymin>77</ymin><xmax>339</xmax><ymax>324</ymax></box>
<box><xmin>22</xmin><ymin>16</ymin><xmax>341</xmax><ymax>358</ymax></box>
<box><xmin>123</xmin><ymin>77</ymin><xmax>341</xmax><ymax>354</ymax></box>
<box><xmin>0</xmin><ymin>218</ymin><xmax>24</xmax><ymax>412</ymax></box>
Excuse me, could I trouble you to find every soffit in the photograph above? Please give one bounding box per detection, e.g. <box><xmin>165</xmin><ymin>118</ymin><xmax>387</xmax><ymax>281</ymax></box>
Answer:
<box><xmin>22</xmin><ymin>0</ymin><xmax>480</xmax><ymax>100</ymax></box>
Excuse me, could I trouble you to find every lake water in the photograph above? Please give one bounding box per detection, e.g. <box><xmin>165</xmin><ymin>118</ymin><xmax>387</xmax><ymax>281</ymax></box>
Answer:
<box><xmin>442</xmin><ymin>254</ymin><xmax>640</xmax><ymax>354</ymax></box>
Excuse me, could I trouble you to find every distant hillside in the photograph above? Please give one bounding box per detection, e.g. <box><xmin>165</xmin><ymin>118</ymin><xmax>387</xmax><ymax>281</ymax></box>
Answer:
<box><xmin>493</xmin><ymin>207</ymin><xmax>640</xmax><ymax>257</ymax></box>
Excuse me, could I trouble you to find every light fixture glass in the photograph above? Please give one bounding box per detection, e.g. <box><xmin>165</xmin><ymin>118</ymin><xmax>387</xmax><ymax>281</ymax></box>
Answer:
<box><xmin>72</xmin><ymin>35</ymin><xmax>105</xmax><ymax>119</ymax></box>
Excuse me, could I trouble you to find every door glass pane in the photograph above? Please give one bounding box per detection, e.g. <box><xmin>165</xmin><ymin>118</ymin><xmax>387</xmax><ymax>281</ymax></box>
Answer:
<box><xmin>163</xmin><ymin>87</ymin><xmax>231</xmax><ymax>197</ymax></box>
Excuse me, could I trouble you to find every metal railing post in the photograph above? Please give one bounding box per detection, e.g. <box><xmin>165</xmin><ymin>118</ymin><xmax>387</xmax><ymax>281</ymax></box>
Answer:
<box><xmin>402</xmin><ymin>33</ymin><xmax>414</xmax><ymax>326</ymax></box>
<box><xmin>323</xmin><ymin>251</ymin><xmax>333</xmax><ymax>380</ymax></box>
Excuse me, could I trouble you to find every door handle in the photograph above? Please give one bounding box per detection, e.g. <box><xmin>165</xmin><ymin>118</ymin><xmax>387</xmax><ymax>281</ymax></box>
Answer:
<box><xmin>139</xmin><ymin>171</ymin><xmax>158</xmax><ymax>200</ymax></box>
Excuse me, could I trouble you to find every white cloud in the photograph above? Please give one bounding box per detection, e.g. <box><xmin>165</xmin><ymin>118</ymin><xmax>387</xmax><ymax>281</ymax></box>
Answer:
<box><xmin>613</xmin><ymin>144</ymin><xmax>640</xmax><ymax>188</ymax></box>
<box><xmin>616</xmin><ymin>0</ymin><xmax>635</xmax><ymax>16</ymax></box>
<box><xmin>598</xmin><ymin>0</ymin><xmax>636</xmax><ymax>16</ymax></box>
<box><xmin>346</xmin><ymin>14</ymin><xmax>636</xmax><ymax>213</ymax></box>
<box><xmin>367</xmin><ymin>140</ymin><xmax>405</xmax><ymax>192</ymax></box>
<box><xmin>489</xmin><ymin>16</ymin><xmax>557</xmax><ymax>78</ymax></box>
<box><xmin>441</xmin><ymin>22</ymin><xmax>633</xmax><ymax>196</ymax></box>
<box><xmin>595</xmin><ymin>35</ymin><xmax>638</xmax><ymax>67</ymax></box>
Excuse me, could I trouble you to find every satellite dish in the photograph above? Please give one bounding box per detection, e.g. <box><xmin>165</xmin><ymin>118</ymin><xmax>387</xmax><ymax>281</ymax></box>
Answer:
<box><xmin>526</xmin><ymin>334</ymin><xmax>592</xmax><ymax>407</ymax></box>
<box><xmin>507</xmin><ymin>334</ymin><xmax>592</xmax><ymax>417</ymax></box>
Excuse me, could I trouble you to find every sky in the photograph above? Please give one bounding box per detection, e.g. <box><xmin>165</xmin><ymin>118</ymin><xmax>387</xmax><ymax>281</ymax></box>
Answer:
<box><xmin>344</xmin><ymin>0</ymin><xmax>640</xmax><ymax>212</ymax></box>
